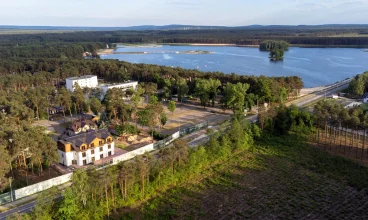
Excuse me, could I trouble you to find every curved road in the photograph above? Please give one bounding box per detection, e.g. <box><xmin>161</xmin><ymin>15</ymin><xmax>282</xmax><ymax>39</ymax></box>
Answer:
<box><xmin>0</xmin><ymin>201</ymin><xmax>36</xmax><ymax>220</ymax></box>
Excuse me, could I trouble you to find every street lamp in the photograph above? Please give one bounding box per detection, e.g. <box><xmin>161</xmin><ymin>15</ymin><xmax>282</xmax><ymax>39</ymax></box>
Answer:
<box><xmin>9</xmin><ymin>177</ymin><xmax>13</xmax><ymax>202</ymax></box>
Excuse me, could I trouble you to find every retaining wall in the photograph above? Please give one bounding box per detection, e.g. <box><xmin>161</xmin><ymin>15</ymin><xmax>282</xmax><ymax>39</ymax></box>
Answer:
<box><xmin>14</xmin><ymin>173</ymin><xmax>72</xmax><ymax>200</ymax></box>
<box><xmin>113</xmin><ymin>143</ymin><xmax>154</xmax><ymax>164</ymax></box>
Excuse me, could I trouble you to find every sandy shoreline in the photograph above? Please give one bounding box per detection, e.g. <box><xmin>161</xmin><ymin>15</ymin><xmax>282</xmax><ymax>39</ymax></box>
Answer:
<box><xmin>175</xmin><ymin>43</ymin><xmax>259</xmax><ymax>47</ymax></box>
<box><xmin>96</xmin><ymin>44</ymin><xmax>260</xmax><ymax>56</ymax></box>
<box><xmin>189</xmin><ymin>43</ymin><xmax>236</xmax><ymax>46</ymax></box>
<box><xmin>97</xmin><ymin>49</ymin><xmax>115</xmax><ymax>55</ymax></box>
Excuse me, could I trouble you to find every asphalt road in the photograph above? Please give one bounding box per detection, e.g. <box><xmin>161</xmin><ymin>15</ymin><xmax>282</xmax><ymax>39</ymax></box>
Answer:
<box><xmin>294</xmin><ymin>83</ymin><xmax>350</xmax><ymax>107</ymax></box>
<box><xmin>0</xmin><ymin>201</ymin><xmax>36</xmax><ymax>219</ymax></box>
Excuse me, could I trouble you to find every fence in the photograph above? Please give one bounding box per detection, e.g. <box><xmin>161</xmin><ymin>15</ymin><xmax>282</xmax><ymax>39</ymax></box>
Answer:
<box><xmin>0</xmin><ymin>123</ymin><xmax>207</xmax><ymax>204</ymax></box>
<box><xmin>180</xmin><ymin>121</ymin><xmax>208</xmax><ymax>137</ymax></box>
<box><xmin>0</xmin><ymin>192</ymin><xmax>13</xmax><ymax>205</ymax></box>
<box><xmin>316</xmin><ymin>127</ymin><xmax>368</xmax><ymax>161</ymax></box>
<box><xmin>153</xmin><ymin>131</ymin><xmax>180</xmax><ymax>149</ymax></box>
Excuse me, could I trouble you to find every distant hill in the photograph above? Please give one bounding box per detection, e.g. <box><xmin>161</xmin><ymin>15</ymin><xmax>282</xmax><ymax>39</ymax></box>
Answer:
<box><xmin>0</xmin><ymin>24</ymin><xmax>226</xmax><ymax>31</ymax></box>
<box><xmin>1</xmin><ymin>24</ymin><xmax>368</xmax><ymax>31</ymax></box>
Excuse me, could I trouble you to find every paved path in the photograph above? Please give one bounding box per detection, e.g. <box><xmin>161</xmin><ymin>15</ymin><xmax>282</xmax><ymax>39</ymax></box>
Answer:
<box><xmin>289</xmin><ymin>79</ymin><xmax>351</xmax><ymax>107</ymax></box>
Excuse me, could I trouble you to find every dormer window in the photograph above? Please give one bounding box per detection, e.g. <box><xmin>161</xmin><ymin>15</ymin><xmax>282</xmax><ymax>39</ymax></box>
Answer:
<box><xmin>99</xmin><ymin>140</ymin><xmax>103</xmax><ymax>146</ymax></box>
<box><xmin>107</xmin><ymin>138</ymin><xmax>112</xmax><ymax>143</ymax></box>
<box><xmin>90</xmin><ymin>143</ymin><xmax>94</xmax><ymax>148</ymax></box>
<box><xmin>81</xmin><ymin>146</ymin><xmax>85</xmax><ymax>151</ymax></box>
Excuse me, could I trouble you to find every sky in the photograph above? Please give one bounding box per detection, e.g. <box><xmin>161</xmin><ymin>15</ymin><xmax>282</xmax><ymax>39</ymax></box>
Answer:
<box><xmin>1</xmin><ymin>0</ymin><xmax>368</xmax><ymax>27</ymax></box>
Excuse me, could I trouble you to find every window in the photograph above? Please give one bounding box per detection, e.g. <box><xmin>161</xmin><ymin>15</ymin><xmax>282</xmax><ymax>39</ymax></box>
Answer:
<box><xmin>100</xmin><ymin>154</ymin><xmax>104</xmax><ymax>159</ymax></box>
<box><xmin>72</xmin><ymin>160</ymin><xmax>77</xmax><ymax>165</ymax></box>
<box><xmin>99</xmin><ymin>140</ymin><xmax>103</xmax><ymax>146</ymax></box>
<box><xmin>108</xmin><ymin>151</ymin><xmax>112</xmax><ymax>156</ymax></box>
<box><xmin>107</xmin><ymin>138</ymin><xmax>112</xmax><ymax>143</ymax></box>
<box><xmin>91</xmin><ymin>149</ymin><xmax>95</xmax><ymax>154</ymax></box>
<box><xmin>100</xmin><ymin>147</ymin><xmax>103</xmax><ymax>152</ymax></box>
<box><xmin>108</xmin><ymin>144</ymin><xmax>111</xmax><ymax>149</ymax></box>
<box><xmin>83</xmin><ymin>160</ymin><xmax>87</xmax><ymax>165</ymax></box>
<box><xmin>90</xmin><ymin>143</ymin><xmax>94</xmax><ymax>148</ymax></box>
<box><xmin>91</xmin><ymin>157</ymin><xmax>95</xmax><ymax>162</ymax></box>
<box><xmin>82</xmin><ymin>152</ymin><xmax>86</xmax><ymax>157</ymax></box>
<box><xmin>81</xmin><ymin>146</ymin><xmax>85</xmax><ymax>151</ymax></box>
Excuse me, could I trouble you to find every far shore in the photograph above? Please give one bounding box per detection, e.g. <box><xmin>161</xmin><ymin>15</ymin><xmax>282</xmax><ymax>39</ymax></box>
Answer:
<box><xmin>163</xmin><ymin>43</ymin><xmax>259</xmax><ymax>48</ymax></box>
<box><xmin>96</xmin><ymin>43</ymin><xmax>367</xmax><ymax>54</ymax></box>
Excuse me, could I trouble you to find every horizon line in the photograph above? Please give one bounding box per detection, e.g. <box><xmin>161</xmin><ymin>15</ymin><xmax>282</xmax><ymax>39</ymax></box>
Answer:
<box><xmin>1</xmin><ymin>24</ymin><xmax>368</xmax><ymax>28</ymax></box>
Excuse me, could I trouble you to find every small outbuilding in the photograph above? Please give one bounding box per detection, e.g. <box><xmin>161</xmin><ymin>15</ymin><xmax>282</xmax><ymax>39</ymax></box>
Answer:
<box><xmin>363</xmin><ymin>92</ymin><xmax>368</xmax><ymax>103</ymax></box>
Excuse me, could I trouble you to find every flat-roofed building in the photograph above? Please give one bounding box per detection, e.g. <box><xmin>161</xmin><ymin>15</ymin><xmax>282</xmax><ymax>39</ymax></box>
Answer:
<box><xmin>66</xmin><ymin>75</ymin><xmax>98</xmax><ymax>92</ymax></box>
<box><xmin>57</xmin><ymin>129</ymin><xmax>114</xmax><ymax>166</ymax></box>
<box><xmin>99</xmin><ymin>81</ymin><xmax>138</xmax><ymax>99</ymax></box>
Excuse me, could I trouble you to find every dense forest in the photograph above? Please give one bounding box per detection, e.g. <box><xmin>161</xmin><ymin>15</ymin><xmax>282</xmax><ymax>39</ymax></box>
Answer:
<box><xmin>1</xmin><ymin>26</ymin><xmax>368</xmax><ymax>47</ymax></box>
<box><xmin>1</xmin><ymin>27</ymin><xmax>368</xmax><ymax>219</ymax></box>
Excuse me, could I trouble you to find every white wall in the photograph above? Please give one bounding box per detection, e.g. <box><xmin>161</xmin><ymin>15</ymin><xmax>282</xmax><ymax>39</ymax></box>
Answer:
<box><xmin>60</xmin><ymin>142</ymin><xmax>115</xmax><ymax>166</ymax></box>
<box><xmin>112</xmin><ymin>131</ymin><xmax>180</xmax><ymax>165</ymax></box>
<box><xmin>171</xmin><ymin>131</ymin><xmax>180</xmax><ymax>142</ymax></box>
<box><xmin>113</xmin><ymin>143</ymin><xmax>154</xmax><ymax>164</ymax></box>
<box><xmin>58</xmin><ymin>150</ymin><xmax>74</xmax><ymax>167</ymax></box>
<box><xmin>14</xmin><ymin>173</ymin><xmax>73</xmax><ymax>200</ymax></box>
<box><xmin>66</xmin><ymin>76</ymin><xmax>98</xmax><ymax>92</ymax></box>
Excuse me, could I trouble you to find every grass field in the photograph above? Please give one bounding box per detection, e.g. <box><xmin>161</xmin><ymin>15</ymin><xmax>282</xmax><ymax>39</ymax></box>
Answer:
<box><xmin>115</xmin><ymin>134</ymin><xmax>368</xmax><ymax>219</ymax></box>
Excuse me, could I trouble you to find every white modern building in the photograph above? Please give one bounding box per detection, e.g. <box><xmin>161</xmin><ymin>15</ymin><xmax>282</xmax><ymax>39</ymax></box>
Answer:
<box><xmin>99</xmin><ymin>81</ymin><xmax>138</xmax><ymax>99</ymax></box>
<box><xmin>100</xmin><ymin>81</ymin><xmax>138</xmax><ymax>94</ymax></box>
<box><xmin>57</xmin><ymin>129</ymin><xmax>115</xmax><ymax>166</ymax></box>
<box><xmin>66</xmin><ymin>75</ymin><xmax>98</xmax><ymax>92</ymax></box>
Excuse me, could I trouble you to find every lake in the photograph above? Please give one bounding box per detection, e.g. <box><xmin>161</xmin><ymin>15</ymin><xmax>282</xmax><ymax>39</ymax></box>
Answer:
<box><xmin>101</xmin><ymin>45</ymin><xmax>368</xmax><ymax>88</ymax></box>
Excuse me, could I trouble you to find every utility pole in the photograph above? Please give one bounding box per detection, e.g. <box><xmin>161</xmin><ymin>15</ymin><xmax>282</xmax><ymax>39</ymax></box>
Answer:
<box><xmin>9</xmin><ymin>177</ymin><xmax>13</xmax><ymax>202</ymax></box>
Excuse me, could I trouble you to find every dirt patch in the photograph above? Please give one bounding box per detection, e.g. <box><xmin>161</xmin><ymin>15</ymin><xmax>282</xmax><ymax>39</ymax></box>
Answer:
<box><xmin>97</xmin><ymin>49</ymin><xmax>114</xmax><ymax>55</ymax></box>
<box><xmin>161</xmin><ymin>102</ymin><xmax>231</xmax><ymax>134</ymax></box>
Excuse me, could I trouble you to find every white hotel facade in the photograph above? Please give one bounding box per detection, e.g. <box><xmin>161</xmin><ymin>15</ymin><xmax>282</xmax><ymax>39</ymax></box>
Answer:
<box><xmin>65</xmin><ymin>75</ymin><xmax>138</xmax><ymax>99</ymax></box>
<box><xmin>57</xmin><ymin>129</ymin><xmax>115</xmax><ymax>166</ymax></box>
<box><xmin>65</xmin><ymin>75</ymin><xmax>98</xmax><ymax>92</ymax></box>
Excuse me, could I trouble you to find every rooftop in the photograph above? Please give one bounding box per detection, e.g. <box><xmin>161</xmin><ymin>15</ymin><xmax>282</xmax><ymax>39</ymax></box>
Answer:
<box><xmin>99</xmin><ymin>80</ymin><xmax>138</xmax><ymax>87</ymax></box>
<box><xmin>66</xmin><ymin>75</ymin><xmax>97</xmax><ymax>81</ymax></box>
<box><xmin>60</xmin><ymin>129</ymin><xmax>112</xmax><ymax>151</ymax></box>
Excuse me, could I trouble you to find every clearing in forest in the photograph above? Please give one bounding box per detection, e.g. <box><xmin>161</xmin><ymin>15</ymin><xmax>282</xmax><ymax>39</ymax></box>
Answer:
<box><xmin>117</xmin><ymin>135</ymin><xmax>368</xmax><ymax>220</ymax></box>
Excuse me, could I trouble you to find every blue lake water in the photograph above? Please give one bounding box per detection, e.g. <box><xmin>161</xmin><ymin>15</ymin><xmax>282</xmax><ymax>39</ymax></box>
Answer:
<box><xmin>101</xmin><ymin>45</ymin><xmax>368</xmax><ymax>87</ymax></box>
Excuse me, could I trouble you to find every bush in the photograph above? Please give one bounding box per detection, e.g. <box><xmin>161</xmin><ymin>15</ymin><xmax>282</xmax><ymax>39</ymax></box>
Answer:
<box><xmin>115</xmin><ymin>124</ymin><xmax>139</xmax><ymax>136</ymax></box>
<box><xmin>149</xmin><ymin>130</ymin><xmax>169</xmax><ymax>140</ymax></box>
